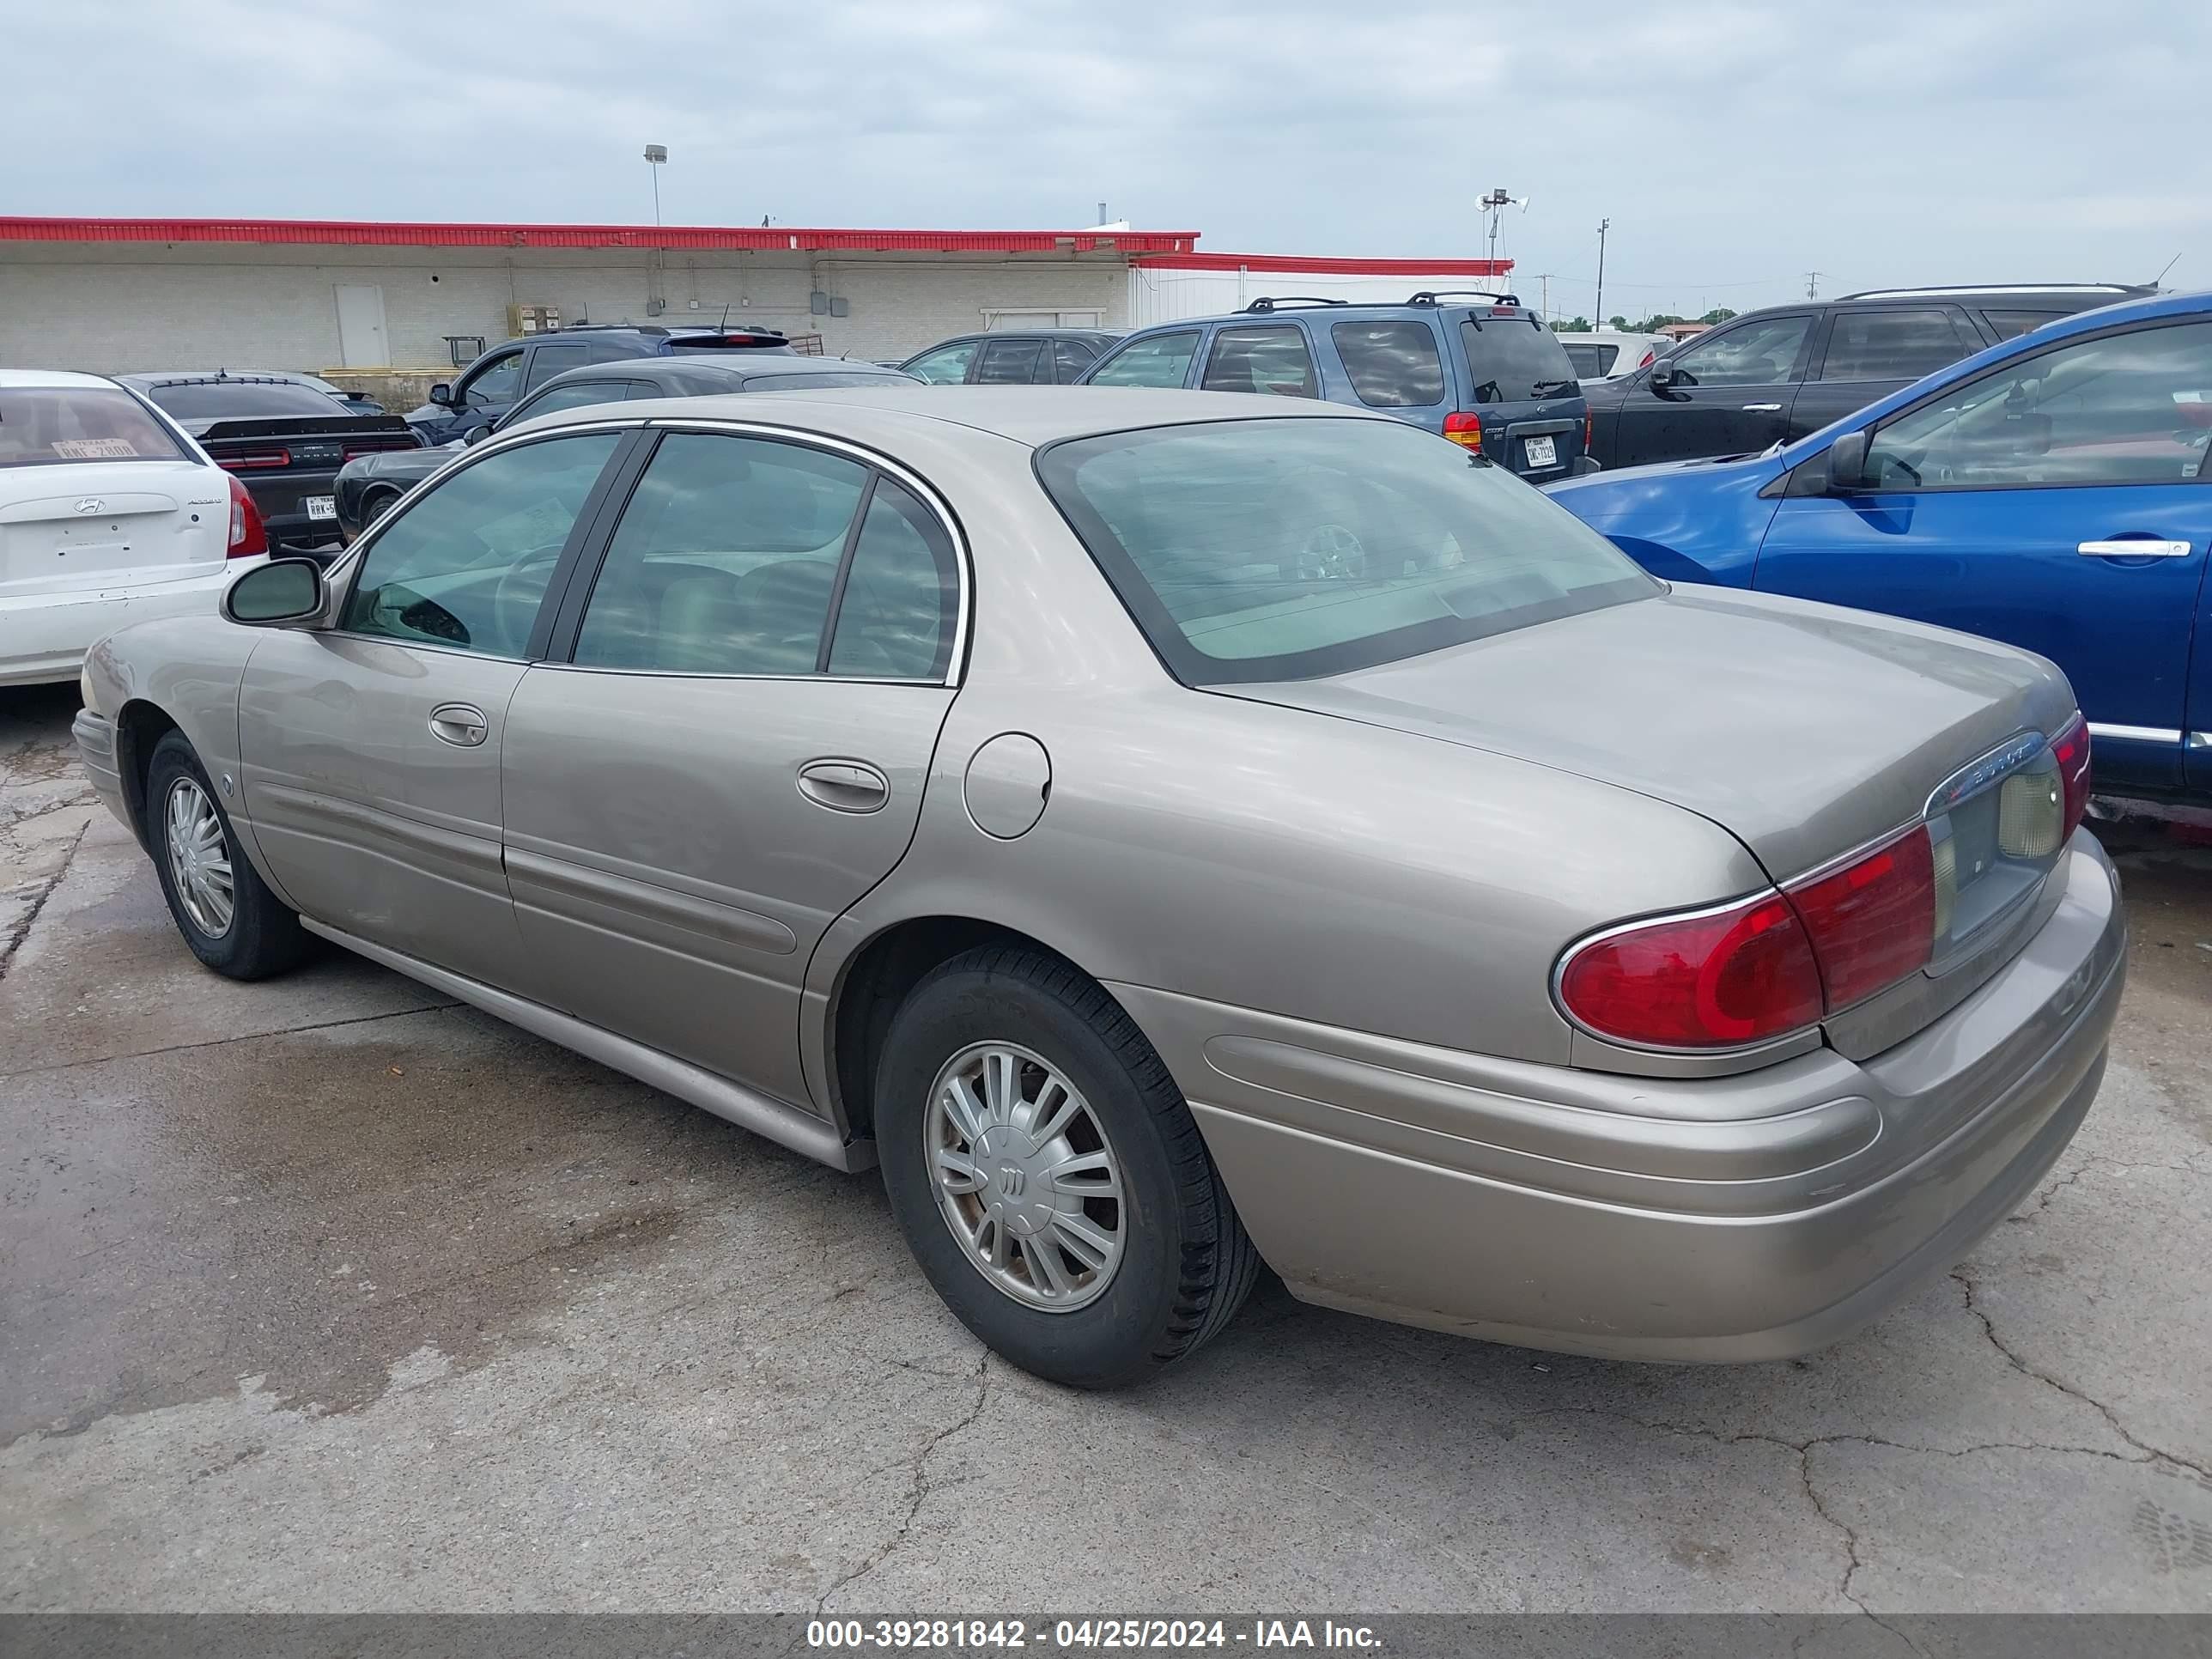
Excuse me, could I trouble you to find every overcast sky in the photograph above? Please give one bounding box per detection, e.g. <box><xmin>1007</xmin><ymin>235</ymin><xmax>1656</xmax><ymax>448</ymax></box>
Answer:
<box><xmin>8</xmin><ymin>0</ymin><xmax>2209</xmax><ymax>319</ymax></box>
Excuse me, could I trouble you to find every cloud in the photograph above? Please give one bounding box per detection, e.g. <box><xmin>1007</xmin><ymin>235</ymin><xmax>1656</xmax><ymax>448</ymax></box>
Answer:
<box><xmin>3</xmin><ymin>0</ymin><xmax>2209</xmax><ymax>316</ymax></box>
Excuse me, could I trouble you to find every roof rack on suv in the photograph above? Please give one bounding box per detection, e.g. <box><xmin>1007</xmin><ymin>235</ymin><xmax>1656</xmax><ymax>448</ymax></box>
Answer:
<box><xmin>1238</xmin><ymin>296</ymin><xmax>1350</xmax><ymax>313</ymax></box>
<box><xmin>1408</xmin><ymin>289</ymin><xmax>1524</xmax><ymax>308</ymax></box>
<box><xmin>1837</xmin><ymin>283</ymin><xmax>2153</xmax><ymax>300</ymax></box>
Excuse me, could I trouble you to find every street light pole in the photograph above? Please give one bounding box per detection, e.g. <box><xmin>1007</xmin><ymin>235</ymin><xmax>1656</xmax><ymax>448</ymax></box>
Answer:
<box><xmin>643</xmin><ymin>143</ymin><xmax>668</xmax><ymax>315</ymax></box>
<box><xmin>1595</xmin><ymin>218</ymin><xmax>1610</xmax><ymax>329</ymax></box>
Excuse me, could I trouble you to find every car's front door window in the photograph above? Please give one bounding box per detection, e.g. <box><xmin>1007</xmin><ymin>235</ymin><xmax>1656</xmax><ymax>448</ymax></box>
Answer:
<box><xmin>460</xmin><ymin>350</ymin><xmax>524</xmax><ymax>409</ymax></box>
<box><xmin>975</xmin><ymin>337</ymin><xmax>1048</xmax><ymax>385</ymax></box>
<box><xmin>904</xmin><ymin>342</ymin><xmax>980</xmax><ymax>384</ymax></box>
<box><xmin>502</xmin><ymin>380</ymin><xmax>637</xmax><ymax>427</ymax></box>
<box><xmin>1865</xmin><ymin>320</ymin><xmax>2212</xmax><ymax>489</ymax></box>
<box><xmin>341</xmin><ymin>433</ymin><xmax>621</xmax><ymax>654</ymax></box>
<box><xmin>1665</xmin><ymin>316</ymin><xmax>1812</xmax><ymax>386</ymax></box>
<box><xmin>1088</xmin><ymin>331</ymin><xmax>1202</xmax><ymax>388</ymax></box>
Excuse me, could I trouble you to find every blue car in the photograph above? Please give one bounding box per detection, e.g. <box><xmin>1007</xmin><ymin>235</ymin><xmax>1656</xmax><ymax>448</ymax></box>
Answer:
<box><xmin>1546</xmin><ymin>289</ymin><xmax>2212</xmax><ymax>802</ymax></box>
<box><xmin>1080</xmin><ymin>292</ymin><xmax>1595</xmax><ymax>483</ymax></box>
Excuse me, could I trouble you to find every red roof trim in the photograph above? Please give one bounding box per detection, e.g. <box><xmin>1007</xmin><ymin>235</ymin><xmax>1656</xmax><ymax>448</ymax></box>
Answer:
<box><xmin>1132</xmin><ymin>251</ymin><xmax>1512</xmax><ymax>276</ymax></box>
<box><xmin>0</xmin><ymin>216</ymin><xmax>1200</xmax><ymax>255</ymax></box>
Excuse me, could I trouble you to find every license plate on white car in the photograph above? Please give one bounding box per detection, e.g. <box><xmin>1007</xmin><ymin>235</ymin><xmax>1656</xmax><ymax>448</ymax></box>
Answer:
<box><xmin>304</xmin><ymin>496</ymin><xmax>337</xmax><ymax>521</ymax></box>
<box><xmin>1524</xmin><ymin>435</ymin><xmax>1558</xmax><ymax>469</ymax></box>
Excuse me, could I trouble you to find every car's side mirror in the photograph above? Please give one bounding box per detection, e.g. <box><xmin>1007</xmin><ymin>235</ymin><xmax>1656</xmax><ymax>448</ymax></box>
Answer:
<box><xmin>1647</xmin><ymin>363</ymin><xmax>1681</xmax><ymax>392</ymax></box>
<box><xmin>464</xmin><ymin>423</ymin><xmax>493</xmax><ymax>446</ymax></box>
<box><xmin>428</xmin><ymin>382</ymin><xmax>455</xmax><ymax>407</ymax></box>
<box><xmin>223</xmin><ymin>557</ymin><xmax>325</xmax><ymax>627</ymax></box>
<box><xmin>1827</xmin><ymin>430</ymin><xmax>1869</xmax><ymax>491</ymax></box>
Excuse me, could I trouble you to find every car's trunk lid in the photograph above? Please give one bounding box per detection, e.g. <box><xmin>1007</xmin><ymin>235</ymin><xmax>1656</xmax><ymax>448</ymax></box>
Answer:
<box><xmin>1221</xmin><ymin>583</ymin><xmax>2076</xmax><ymax>884</ymax></box>
<box><xmin>0</xmin><ymin>460</ymin><xmax>229</xmax><ymax>595</ymax></box>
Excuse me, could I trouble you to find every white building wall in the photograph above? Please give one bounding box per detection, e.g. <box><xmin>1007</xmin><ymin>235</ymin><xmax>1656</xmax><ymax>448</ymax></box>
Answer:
<box><xmin>1127</xmin><ymin>264</ymin><xmax>1517</xmax><ymax>327</ymax></box>
<box><xmin>0</xmin><ymin>242</ymin><xmax>1133</xmax><ymax>373</ymax></box>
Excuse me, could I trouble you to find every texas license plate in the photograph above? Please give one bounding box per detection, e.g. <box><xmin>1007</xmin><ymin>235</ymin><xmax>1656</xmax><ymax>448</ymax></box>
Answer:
<box><xmin>1524</xmin><ymin>435</ymin><xmax>1558</xmax><ymax>469</ymax></box>
<box><xmin>304</xmin><ymin>496</ymin><xmax>337</xmax><ymax>521</ymax></box>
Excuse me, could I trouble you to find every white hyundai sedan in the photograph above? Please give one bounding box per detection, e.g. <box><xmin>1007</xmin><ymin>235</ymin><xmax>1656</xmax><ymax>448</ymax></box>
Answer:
<box><xmin>1</xmin><ymin>368</ymin><xmax>269</xmax><ymax>687</ymax></box>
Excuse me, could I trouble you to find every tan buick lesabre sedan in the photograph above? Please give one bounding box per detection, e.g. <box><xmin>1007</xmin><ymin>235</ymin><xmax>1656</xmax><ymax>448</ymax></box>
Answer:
<box><xmin>74</xmin><ymin>387</ymin><xmax>2123</xmax><ymax>1388</ymax></box>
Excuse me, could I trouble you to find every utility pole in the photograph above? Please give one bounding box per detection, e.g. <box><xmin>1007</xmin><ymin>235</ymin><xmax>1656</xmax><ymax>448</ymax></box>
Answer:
<box><xmin>1805</xmin><ymin>270</ymin><xmax>1822</xmax><ymax>300</ymax></box>
<box><xmin>1536</xmin><ymin>273</ymin><xmax>1553</xmax><ymax>321</ymax></box>
<box><xmin>1595</xmin><ymin>219</ymin><xmax>1610</xmax><ymax>328</ymax></box>
<box><xmin>644</xmin><ymin>143</ymin><xmax>669</xmax><ymax>315</ymax></box>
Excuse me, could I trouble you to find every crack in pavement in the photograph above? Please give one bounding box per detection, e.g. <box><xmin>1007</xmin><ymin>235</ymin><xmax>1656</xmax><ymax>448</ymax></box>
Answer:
<box><xmin>0</xmin><ymin>1000</ymin><xmax>461</xmax><ymax>1080</ymax></box>
<box><xmin>1948</xmin><ymin>1269</ymin><xmax>2210</xmax><ymax>1480</ymax></box>
<box><xmin>815</xmin><ymin>1355</ymin><xmax>992</xmax><ymax>1613</ymax></box>
<box><xmin>0</xmin><ymin>821</ymin><xmax>88</xmax><ymax>983</ymax></box>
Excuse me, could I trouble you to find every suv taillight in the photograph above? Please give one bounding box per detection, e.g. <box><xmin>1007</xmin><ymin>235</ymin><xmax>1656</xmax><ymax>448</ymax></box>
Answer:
<box><xmin>2051</xmin><ymin>713</ymin><xmax>2091</xmax><ymax>842</ymax></box>
<box><xmin>227</xmin><ymin>475</ymin><xmax>268</xmax><ymax>559</ymax></box>
<box><xmin>1558</xmin><ymin>826</ymin><xmax>1941</xmax><ymax>1048</ymax></box>
<box><xmin>1443</xmin><ymin>412</ymin><xmax>1483</xmax><ymax>451</ymax></box>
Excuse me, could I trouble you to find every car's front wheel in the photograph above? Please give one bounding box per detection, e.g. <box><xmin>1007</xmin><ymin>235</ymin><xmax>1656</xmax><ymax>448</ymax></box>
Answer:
<box><xmin>145</xmin><ymin>731</ymin><xmax>308</xmax><ymax>980</ymax></box>
<box><xmin>875</xmin><ymin>945</ymin><xmax>1260</xmax><ymax>1388</ymax></box>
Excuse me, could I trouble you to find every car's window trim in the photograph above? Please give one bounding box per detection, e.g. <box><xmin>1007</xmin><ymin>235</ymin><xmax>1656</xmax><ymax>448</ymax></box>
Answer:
<box><xmin>1837</xmin><ymin>313</ymin><xmax>2212</xmax><ymax>497</ymax></box>
<box><xmin>328</xmin><ymin>422</ymin><xmax>647</xmax><ymax>664</ymax></box>
<box><xmin>533</xmin><ymin>416</ymin><xmax>973</xmax><ymax>686</ymax></box>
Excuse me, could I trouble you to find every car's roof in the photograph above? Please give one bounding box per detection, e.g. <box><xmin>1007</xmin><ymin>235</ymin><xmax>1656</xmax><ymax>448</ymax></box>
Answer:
<box><xmin>114</xmin><ymin>371</ymin><xmax>305</xmax><ymax>388</ymax></box>
<box><xmin>0</xmin><ymin>368</ymin><xmax>120</xmax><ymax>390</ymax></box>
<box><xmin>532</xmin><ymin>356</ymin><xmax>915</xmax><ymax>395</ymax></box>
<box><xmin>903</xmin><ymin>329</ymin><xmax>1120</xmax><ymax>355</ymax></box>
<box><xmin>522</xmin><ymin>384</ymin><xmax>1389</xmax><ymax>449</ymax></box>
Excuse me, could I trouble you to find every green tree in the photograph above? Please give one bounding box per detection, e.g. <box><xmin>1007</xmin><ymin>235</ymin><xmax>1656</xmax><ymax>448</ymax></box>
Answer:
<box><xmin>1550</xmin><ymin>315</ymin><xmax>1591</xmax><ymax>332</ymax></box>
<box><xmin>1607</xmin><ymin>314</ymin><xmax>1629</xmax><ymax>331</ymax></box>
<box><xmin>1699</xmin><ymin>307</ymin><xmax>1737</xmax><ymax>325</ymax></box>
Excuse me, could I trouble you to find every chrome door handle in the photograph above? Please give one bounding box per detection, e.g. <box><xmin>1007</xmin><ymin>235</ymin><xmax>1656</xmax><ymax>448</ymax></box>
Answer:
<box><xmin>428</xmin><ymin>702</ymin><xmax>489</xmax><ymax>746</ymax></box>
<box><xmin>1740</xmin><ymin>403</ymin><xmax>1783</xmax><ymax>412</ymax></box>
<box><xmin>2077</xmin><ymin>539</ymin><xmax>2192</xmax><ymax>558</ymax></box>
<box><xmin>797</xmin><ymin>759</ymin><xmax>890</xmax><ymax>813</ymax></box>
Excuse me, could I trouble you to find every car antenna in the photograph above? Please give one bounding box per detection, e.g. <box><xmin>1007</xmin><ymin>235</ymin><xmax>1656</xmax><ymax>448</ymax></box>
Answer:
<box><xmin>2148</xmin><ymin>252</ymin><xmax>2182</xmax><ymax>289</ymax></box>
<box><xmin>719</xmin><ymin>301</ymin><xmax>732</xmax><ymax>330</ymax></box>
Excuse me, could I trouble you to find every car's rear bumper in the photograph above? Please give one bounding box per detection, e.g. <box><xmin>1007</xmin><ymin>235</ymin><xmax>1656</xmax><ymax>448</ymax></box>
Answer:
<box><xmin>0</xmin><ymin>562</ymin><xmax>258</xmax><ymax>687</ymax></box>
<box><xmin>1114</xmin><ymin>834</ymin><xmax>2125</xmax><ymax>1360</ymax></box>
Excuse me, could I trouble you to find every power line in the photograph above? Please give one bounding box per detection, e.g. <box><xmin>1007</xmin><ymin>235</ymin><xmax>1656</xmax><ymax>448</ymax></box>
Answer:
<box><xmin>1805</xmin><ymin>270</ymin><xmax>1822</xmax><ymax>299</ymax></box>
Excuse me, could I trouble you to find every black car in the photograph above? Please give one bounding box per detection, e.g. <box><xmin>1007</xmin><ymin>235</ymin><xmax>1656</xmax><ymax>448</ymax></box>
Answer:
<box><xmin>1582</xmin><ymin>283</ymin><xmax>2159</xmax><ymax>470</ymax></box>
<box><xmin>337</xmin><ymin>353</ymin><xmax>920</xmax><ymax>541</ymax></box>
<box><xmin>899</xmin><ymin>329</ymin><xmax>1121</xmax><ymax>385</ymax></box>
<box><xmin>117</xmin><ymin>373</ymin><xmax>421</xmax><ymax>557</ymax></box>
<box><xmin>407</xmin><ymin>324</ymin><xmax>799</xmax><ymax>444</ymax></box>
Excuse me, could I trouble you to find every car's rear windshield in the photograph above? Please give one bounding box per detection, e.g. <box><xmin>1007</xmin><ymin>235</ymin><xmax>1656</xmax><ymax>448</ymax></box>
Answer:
<box><xmin>1036</xmin><ymin>417</ymin><xmax>1657</xmax><ymax>684</ymax></box>
<box><xmin>1562</xmin><ymin>342</ymin><xmax>1619</xmax><ymax>378</ymax></box>
<box><xmin>744</xmin><ymin>372</ymin><xmax>915</xmax><ymax>391</ymax></box>
<box><xmin>143</xmin><ymin>380</ymin><xmax>343</xmax><ymax>419</ymax></box>
<box><xmin>1459</xmin><ymin>314</ymin><xmax>1581</xmax><ymax>403</ymax></box>
<box><xmin>0</xmin><ymin>387</ymin><xmax>186</xmax><ymax>469</ymax></box>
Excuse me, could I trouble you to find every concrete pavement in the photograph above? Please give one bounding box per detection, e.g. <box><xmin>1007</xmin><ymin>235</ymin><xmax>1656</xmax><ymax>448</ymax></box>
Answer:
<box><xmin>3</xmin><ymin>683</ymin><xmax>2208</xmax><ymax>1613</ymax></box>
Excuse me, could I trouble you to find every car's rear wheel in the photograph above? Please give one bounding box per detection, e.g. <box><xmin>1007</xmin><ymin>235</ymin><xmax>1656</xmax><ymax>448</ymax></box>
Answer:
<box><xmin>146</xmin><ymin>731</ymin><xmax>308</xmax><ymax>980</ymax></box>
<box><xmin>875</xmin><ymin>945</ymin><xmax>1260</xmax><ymax>1388</ymax></box>
<box><xmin>362</xmin><ymin>485</ymin><xmax>404</xmax><ymax>529</ymax></box>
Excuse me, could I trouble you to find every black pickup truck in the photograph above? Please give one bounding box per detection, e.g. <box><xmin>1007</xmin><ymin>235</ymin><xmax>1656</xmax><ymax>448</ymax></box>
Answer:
<box><xmin>118</xmin><ymin>374</ymin><xmax>421</xmax><ymax>557</ymax></box>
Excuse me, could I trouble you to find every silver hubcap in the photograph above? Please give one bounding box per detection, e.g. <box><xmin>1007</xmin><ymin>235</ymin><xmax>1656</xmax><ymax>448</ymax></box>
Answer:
<box><xmin>926</xmin><ymin>1042</ymin><xmax>1126</xmax><ymax>1312</ymax></box>
<box><xmin>164</xmin><ymin>776</ymin><xmax>234</xmax><ymax>938</ymax></box>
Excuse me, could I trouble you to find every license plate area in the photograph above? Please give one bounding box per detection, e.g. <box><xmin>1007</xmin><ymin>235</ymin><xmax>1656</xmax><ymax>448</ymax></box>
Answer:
<box><xmin>1523</xmin><ymin>434</ymin><xmax>1558</xmax><ymax>469</ymax></box>
<box><xmin>304</xmin><ymin>496</ymin><xmax>337</xmax><ymax>521</ymax></box>
<box><xmin>1926</xmin><ymin>738</ymin><xmax>2065</xmax><ymax>974</ymax></box>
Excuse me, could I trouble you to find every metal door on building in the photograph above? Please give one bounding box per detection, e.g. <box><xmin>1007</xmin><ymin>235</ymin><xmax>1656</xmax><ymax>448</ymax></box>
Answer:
<box><xmin>333</xmin><ymin>283</ymin><xmax>390</xmax><ymax>367</ymax></box>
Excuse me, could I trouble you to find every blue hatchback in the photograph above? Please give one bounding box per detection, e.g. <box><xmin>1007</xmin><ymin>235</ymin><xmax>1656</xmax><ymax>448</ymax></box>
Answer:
<box><xmin>1545</xmin><ymin>289</ymin><xmax>2212</xmax><ymax>802</ymax></box>
<box><xmin>1080</xmin><ymin>292</ymin><xmax>1593</xmax><ymax>483</ymax></box>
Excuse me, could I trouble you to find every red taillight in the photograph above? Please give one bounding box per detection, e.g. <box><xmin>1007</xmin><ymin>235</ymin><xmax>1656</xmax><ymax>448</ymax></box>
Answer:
<box><xmin>1638</xmin><ymin>349</ymin><xmax>1656</xmax><ymax>369</ymax></box>
<box><xmin>1583</xmin><ymin>409</ymin><xmax>1594</xmax><ymax>452</ymax></box>
<box><xmin>226</xmin><ymin>475</ymin><xmax>268</xmax><ymax>559</ymax></box>
<box><xmin>2051</xmin><ymin>713</ymin><xmax>2091</xmax><ymax>842</ymax></box>
<box><xmin>1443</xmin><ymin>411</ymin><xmax>1483</xmax><ymax>451</ymax></box>
<box><xmin>1558</xmin><ymin>893</ymin><xmax>1824</xmax><ymax>1048</ymax></box>
<box><xmin>219</xmin><ymin>449</ymin><xmax>291</xmax><ymax>471</ymax></box>
<box><xmin>1785</xmin><ymin>827</ymin><xmax>1936</xmax><ymax>1010</ymax></box>
<box><xmin>1559</xmin><ymin>825</ymin><xmax>1941</xmax><ymax>1048</ymax></box>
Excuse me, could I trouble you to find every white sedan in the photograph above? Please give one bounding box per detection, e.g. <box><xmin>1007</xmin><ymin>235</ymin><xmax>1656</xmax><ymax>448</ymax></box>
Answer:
<box><xmin>0</xmin><ymin>368</ymin><xmax>268</xmax><ymax>687</ymax></box>
<box><xmin>1553</xmin><ymin>331</ymin><xmax>1674</xmax><ymax>382</ymax></box>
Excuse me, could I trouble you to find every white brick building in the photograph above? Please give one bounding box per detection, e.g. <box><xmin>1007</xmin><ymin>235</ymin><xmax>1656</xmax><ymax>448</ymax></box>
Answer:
<box><xmin>0</xmin><ymin>216</ymin><xmax>1203</xmax><ymax>372</ymax></box>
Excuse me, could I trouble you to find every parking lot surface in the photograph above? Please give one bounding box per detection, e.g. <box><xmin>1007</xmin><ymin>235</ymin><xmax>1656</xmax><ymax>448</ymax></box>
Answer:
<box><xmin>3</xmin><ymin>682</ymin><xmax>2209</xmax><ymax>1613</ymax></box>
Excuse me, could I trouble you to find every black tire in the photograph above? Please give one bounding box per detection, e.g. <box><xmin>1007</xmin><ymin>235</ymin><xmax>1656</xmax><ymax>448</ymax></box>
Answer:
<box><xmin>144</xmin><ymin>731</ymin><xmax>308</xmax><ymax>980</ymax></box>
<box><xmin>875</xmin><ymin>945</ymin><xmax>1261</xmax><ymax>1389</ymax></box>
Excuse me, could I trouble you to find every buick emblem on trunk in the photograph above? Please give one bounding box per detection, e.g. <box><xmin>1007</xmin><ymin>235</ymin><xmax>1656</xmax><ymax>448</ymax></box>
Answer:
<box><xmin>73</xmin><ymin>498</ymin><xmax>105</xmax><ymax>514</ymax></box>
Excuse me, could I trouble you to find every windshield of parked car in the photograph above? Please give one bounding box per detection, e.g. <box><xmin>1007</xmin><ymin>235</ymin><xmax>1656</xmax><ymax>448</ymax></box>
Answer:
<box><xmin>1037</xmin><ymin>417</ymin><xmax>1658</xmax><ymax>684</ymax></box>
<box><xmin>1458</xmin><ymin>314</ymin><xmax>1582</xmax><ymax>402</ymax></box>
<box><xmin>142</xmin><ymin>380</ymin><xmax>345</xmax><ymax>419</ymax></box>
<box><xmin>0</xmin><ymin>387</ymin><xmax>187</xmax><ymax>468</ymax></box>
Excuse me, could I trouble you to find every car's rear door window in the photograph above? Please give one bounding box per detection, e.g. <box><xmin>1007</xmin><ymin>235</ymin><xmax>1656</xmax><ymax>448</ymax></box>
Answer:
<box><xmin>0</xmin><ymin>387</ymin><xmax>185</xmax><ymax>467</ymax></box>
<box><xmin>826</xmin><ymin>481</ymin><xmax>961</xmax><ymax>679</ymax></box>
<box><xmin>1980</xmin><ymin>309</ymin><xmax>2068</xmax><ymax>342</ymax></box>
<box><xmin>1054</xmin><ymin>339</ymin><xmax>1103</xmax><ymax>382</ymax></box>
<box><xmin>1330</xmin><ymin>321</ymin><xmax>1446</xmax><ymax>407</ymax></box>
<box><xmin>902</xmin><ymin>342</ymin><xmax>979</xmax><ymax>384</ymax></box>
<box><xmin>975</xmin><ymin>338</ymin><xmax>1048</xmax><ymax>385</ymax></box>
<box><xmin>342</xmin><ymin>433</ymin><xmax>621</xmax><ymax>655</ymax></box>
<box><xmin>1200</xmin><ymin>326</ymin><xmax>1319</xmax><ymax>398</ymax></box>
<box><xmin>571</xmin><ymin>434</ymin><xmax>869</xmax><ymax>675</ymax></box>
<box><xmin>1562</xmin><ymin>342</ymin><xmax>1619</xmax><ymax>379</ymax></box>
<box><xmin>1817</xmin><ymin>308</ymin><xmax>1980</xmax><ymax>382</ymax></box>
<box><xmin>1037</xmin><ymin>417</ymin><xmax>1656</xmax><ymax>684</ymax></box>
<box><xmin>1086</xmin><ymin>331</ymin><xmax>1201</xmax><ymax>388</ymax></box>
<box><xmin>1455</xmin><ymin>314</ymin><xmax>1581</xmax><ymax>402</ymax></box>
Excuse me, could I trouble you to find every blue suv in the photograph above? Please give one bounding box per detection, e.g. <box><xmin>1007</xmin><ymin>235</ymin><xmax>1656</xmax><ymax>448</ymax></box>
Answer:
<box><xmin>1545</xmin><ymin>288</ymin><xmax>2212</xmax><ymax>803</ymax></box>
<box><xmin>1079</xmin><ymin>292</ymin><xmax>1594</xmax><ymax>482</ymax></box>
